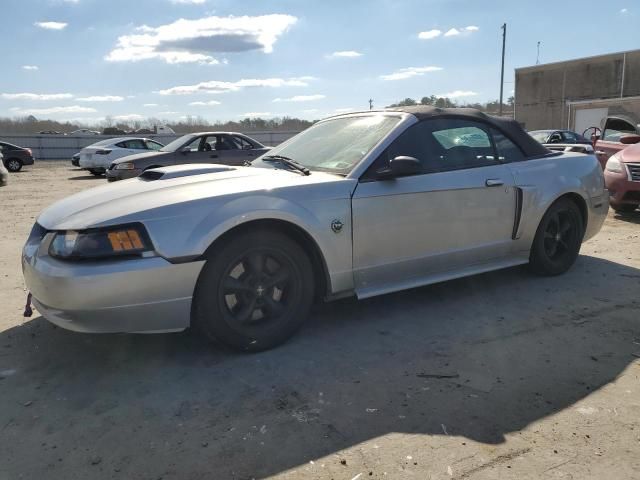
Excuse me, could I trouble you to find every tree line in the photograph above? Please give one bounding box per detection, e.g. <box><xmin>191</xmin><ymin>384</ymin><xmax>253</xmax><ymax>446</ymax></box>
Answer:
<box><xmin>0</xmin><ymin>97</ymin><xmax>515</xmax><ymax>135</ymax></box>
<box><xmin>0</xmin><ymin>114</ymin><xmax>315</xmax><ymax>135</ymax></box>
<box><xmin>387</xmin><ymin>95</ymin><xmax>515</xmax><ymax>114</ymax></box>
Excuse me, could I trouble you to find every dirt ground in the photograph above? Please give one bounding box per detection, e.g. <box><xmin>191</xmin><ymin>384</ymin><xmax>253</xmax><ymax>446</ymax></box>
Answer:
<box><xmin>1</xmin><ymin>162</ymin><xmax>639</xmax><ymax>480</ymax></box>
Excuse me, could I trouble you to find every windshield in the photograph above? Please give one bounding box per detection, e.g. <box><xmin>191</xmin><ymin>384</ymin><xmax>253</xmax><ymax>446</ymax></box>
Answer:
<box><xmin>160</xmin><ymin>134</ymin><xmax>196</xmax><ymax>152</ymax></box>
<box><xmin>528</xmin><ymin>131</ymin><xmax>551</xmax><ymax>143</ymax></box>
<box><xmin>252</xmin><ymin>115</ymin><xmax>402</xmax><ymax>174</ymax></box>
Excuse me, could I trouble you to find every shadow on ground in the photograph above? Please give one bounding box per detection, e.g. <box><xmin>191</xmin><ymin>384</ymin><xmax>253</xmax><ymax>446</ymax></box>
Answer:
<box><xmin>67</xmin><ymin>174</ymin><xmax>105</xmax><ymax>181</ymax></box>
<box><xmin>1</xmin><ymin>256</ymin><xmax>638</xmax><ymax>479</ymax></box>
<box><xmin>613</xmin><ymin>210</ymin><xmax>640</xmax><ymax>225</ymax></box>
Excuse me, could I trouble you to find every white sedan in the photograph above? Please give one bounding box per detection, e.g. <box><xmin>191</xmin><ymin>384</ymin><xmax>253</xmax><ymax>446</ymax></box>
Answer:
<box><xmin>78</xmin><ymin>137</ymin><xmax>164</xmax><ymax>175</ymax></box>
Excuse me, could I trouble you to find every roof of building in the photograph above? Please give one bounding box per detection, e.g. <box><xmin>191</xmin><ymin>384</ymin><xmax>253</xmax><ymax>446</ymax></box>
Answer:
<box><xmin>515</xmin><ymin>49</ymin><xmax>640</xmax><ymax>73</ymax></box>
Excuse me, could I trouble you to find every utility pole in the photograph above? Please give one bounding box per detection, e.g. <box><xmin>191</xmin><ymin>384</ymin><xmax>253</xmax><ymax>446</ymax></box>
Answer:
<box><xmin>499</xmin><ymin>23</ymin><xmax>506</xmax><ymax>116</ymax></box>
<box><xmin>369</xmin><ymin>98</ymin><xmax>374</xmax><ymax>110</ymax></box>
<box><xmin>536</xmin><ymin>41</ymin><xmax>541</xmax><ymax>65</ymax></box>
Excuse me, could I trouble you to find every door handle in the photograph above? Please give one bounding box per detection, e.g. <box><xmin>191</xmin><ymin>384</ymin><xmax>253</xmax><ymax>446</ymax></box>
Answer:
<box><xmin>485</xmin><ymin>179</ymin><xmax>504</xmax><ymax>187</ymax></box>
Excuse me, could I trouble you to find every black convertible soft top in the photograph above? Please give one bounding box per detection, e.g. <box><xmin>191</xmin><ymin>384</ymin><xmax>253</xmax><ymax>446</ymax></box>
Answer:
<box><xmin>381</xmin><ymin>106</ymin><xmax>550</xmax><ymax>158</ymax></box>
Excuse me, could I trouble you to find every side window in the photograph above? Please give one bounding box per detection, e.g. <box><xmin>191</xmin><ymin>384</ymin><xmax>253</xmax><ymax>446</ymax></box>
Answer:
<box><xmin>215</xmin><ymin>135</ymin><xmax>239</xmax><ymax>151</ymax></box>
<box><xmin>490</xmin><ymin>128</ymin><xmax>525</xmax><ymax>163</ymax></box>
<box><xmin>124</xmin><ymin>139</ymin><xmax>146</xmax><ymax>149</ymax></box>
<box><xmin>561</xmin><ymin>131</ymin><xmax>577</xmax><ymax>143</ymax></box>
<box><xmin>365</xmin><ymin>119</ymin><xmax>500</xmax><ymax>178</ymax></box>
<box><xmin>115</xmin><ymin>141</ymin><xmax>127</xmax><ymax>148</ymax></box>
<box><xmin>603</xmin><ymin>119</ymin><xmax>636</xmax><ymax>142</ymax></box>
<box><xmin>233</xmin><ymin>136</ymin><xmax>254</xmax><ymax>150</ymax></box>
<box><xmin>145</xmin><ymin>140</ymin><xmax>163</xmax><ymax>151</ymax></box>
<box><xmin>430</xmin><ymin>123</ymin><xmax>498</xmax><ymax>171</ymax></box>
<box><xmin>182</xmin><ymin>136</ymin><xmax>205</xmax><ymax>152</ymax></box>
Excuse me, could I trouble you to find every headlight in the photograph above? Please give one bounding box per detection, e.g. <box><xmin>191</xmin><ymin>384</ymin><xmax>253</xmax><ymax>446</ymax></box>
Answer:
<box><xmin>48</xmin><ymin>224</ymin><xmax>154</xmax><ymax>260</ymax></box>
<box><xmin>605</xmin><ymin>155</ymin><xmax>625</xmax><ymax>174</ymax></box>
<box><xmin>115</xmin><ymin>162</ymin><xmax>135</xmax><ymax>170</ymax></box>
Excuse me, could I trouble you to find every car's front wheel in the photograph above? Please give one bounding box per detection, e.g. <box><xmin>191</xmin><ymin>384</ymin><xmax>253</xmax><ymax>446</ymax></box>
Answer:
<box><xmin>5</xmin><ymin>158</ymin><xmax>22</xmax><ymax>172</ymax></box>
<box><xmin>88</xmin><ymin>169</ymin><xmax>104</xmax><ymax>176</ymax></box>
<box><xmin>193</xmin><ymin>229</ymin><xmax>314</xmax><ymax>352</ymax></box>
<box><xmin>529</xmin><ymin>198</ymin><xmax>584</xmax><ymax>276</ymax></box>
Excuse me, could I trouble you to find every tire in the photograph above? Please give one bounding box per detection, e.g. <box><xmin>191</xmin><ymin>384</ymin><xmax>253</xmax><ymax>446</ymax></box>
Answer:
<box><xmin>89</xmin><ymin>169</ymin><xmax>104</xmax><ymax>176</ymax></box>
<box><xmin>5</xmin><ymin>158</ymin><xmax>22</xmax><ymax>172</ymax></box>
<box><xmin>611</xmin><ymin>203</ymin><xmax>637</xmax><ymax>213</ymax></box>
<box><xmin>529</xmin><ymin>198</ymin><xmax>584</xmax><ymax>276</ymax></box>
<box><xmin>193</xmin><ymin>229</ymin><xmax>315</xmax><ymax>352</ymax></box>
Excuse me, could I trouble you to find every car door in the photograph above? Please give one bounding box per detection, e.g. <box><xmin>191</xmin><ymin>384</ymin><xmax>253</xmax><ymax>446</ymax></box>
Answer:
<box><xmin>226</xmin><ymin>135</ymin><xmax>262</xmax><ymax>165</ymax></box>
<box><xmin>595</xmin><ymin>118</ymin><xmax>638</xmax><ymax>167</ymax></box>
<box><xmin>351</xmin><ymin>119</ymin><xmax>518</xmax><ymax>296</ymax></box>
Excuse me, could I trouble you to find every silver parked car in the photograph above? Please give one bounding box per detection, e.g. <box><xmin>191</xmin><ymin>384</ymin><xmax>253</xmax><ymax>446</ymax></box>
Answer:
<box><xmin>22</xmin><ymin>107</ymin><xmax>608</xmax><ymax>351</ymax></box>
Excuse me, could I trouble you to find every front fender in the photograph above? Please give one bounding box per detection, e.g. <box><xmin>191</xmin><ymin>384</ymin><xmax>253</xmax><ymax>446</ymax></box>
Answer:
<box><xmin>145</xmin><ymin>190</ymin><xmax>355</xmax><ymax>295</ymax></box>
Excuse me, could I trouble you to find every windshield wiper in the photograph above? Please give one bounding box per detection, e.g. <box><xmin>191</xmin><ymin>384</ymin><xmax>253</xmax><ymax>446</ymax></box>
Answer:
<box><xmin>262</xmin><ymin>155</ymin><xmax>311</xmax><ymax>176</ymax></box>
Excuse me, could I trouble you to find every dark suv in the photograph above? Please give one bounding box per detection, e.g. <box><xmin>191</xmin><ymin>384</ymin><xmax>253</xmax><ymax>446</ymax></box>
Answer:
<box><xmin>0</xmin><ymin>141</ymin><xmax>35</xmax><ymax>172</ymax></box>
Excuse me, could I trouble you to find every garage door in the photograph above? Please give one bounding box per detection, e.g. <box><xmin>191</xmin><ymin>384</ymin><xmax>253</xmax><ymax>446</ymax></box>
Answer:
<box><xmin>574</xmin><ymin>107</ymin><xmax>609</xmax><ymax>137</ymax></box>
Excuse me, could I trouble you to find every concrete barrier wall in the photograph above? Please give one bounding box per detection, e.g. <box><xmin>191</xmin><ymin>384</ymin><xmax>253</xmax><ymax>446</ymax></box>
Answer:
<box><xmin>0</xmin><ymin>131</ymin><xmax>301</xmax><ymax>161</ymax></box>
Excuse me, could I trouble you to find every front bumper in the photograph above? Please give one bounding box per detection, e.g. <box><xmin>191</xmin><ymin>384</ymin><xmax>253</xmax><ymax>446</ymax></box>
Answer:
<box><xmin>605</xmin><ymin>170</ymin><xmax>640</xmax><ymax>206</ymax></box>
<box><xmin>106</xmin><ymin>168</ymin><xmax>142</xmax><ymax>182</ymax></box>
<box><xmin>22</xmin><ymin>235</ymin><xmax>204</xmax><ymax>333</ymax></box>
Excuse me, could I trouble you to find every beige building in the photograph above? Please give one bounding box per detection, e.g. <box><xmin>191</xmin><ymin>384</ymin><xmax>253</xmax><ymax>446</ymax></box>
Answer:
<box><xmin>515</xmin><ymin>49</ymin><xmax>640</xmax><ymax>134</ymax></box>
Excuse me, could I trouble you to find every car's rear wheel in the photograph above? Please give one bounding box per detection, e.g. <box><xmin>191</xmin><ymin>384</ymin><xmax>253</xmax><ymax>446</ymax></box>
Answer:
<box><xmin>611</xmin><ymin>203</ymin><xmax>637</xmax><ymax>213</ymax></box>
<box><xmin>529</xmin><ymin>198</ymin><xmax>584</xmax><ymax>276</ymax></box>
<box><xmin>5</xmin><ymin>158</ymin><xmax>22</xmax><ymax>172</ymax></box>
<box><xmin>88</xmin><ymin>169</ymin><xmax>104</xmax><ymax>176</ymax></box>
<box><xmin>193</xmin><ymin>230</ymin><xmax>314</xmax><ymax>352</ymax></box>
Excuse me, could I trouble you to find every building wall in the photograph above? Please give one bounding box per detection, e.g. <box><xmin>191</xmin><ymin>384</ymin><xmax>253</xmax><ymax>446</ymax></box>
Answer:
<box><xmin>515</xmin><ymin>50</ymin><xmax>640</xmax><ymax>130</ymax></box>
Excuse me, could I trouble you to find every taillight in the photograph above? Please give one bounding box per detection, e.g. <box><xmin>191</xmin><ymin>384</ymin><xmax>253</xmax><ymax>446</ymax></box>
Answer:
<box><xmin>26</xmin><ymin>148</ymin><xmax>33</xmax><ymax>156</ymax></box>
<box><xmin>95</xmin><ymin>149</ymin><xmax>112</xmax><ymax>155</ymax></box>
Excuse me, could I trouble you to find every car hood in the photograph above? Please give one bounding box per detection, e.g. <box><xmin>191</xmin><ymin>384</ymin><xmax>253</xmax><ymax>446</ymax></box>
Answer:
<box><xmin>111</xmin><ymin>150</ymin><xmax>170</xmax><ymax>163</ymax></box>
<box><xmin>618</xmin><ymin>143</ymin><xmax>640</xmax><ymax>163</ymax></box>
<box><xmin>37</xmin><ymin>164</ymin><xmax>354</xmax><ymax>230</ymax></box>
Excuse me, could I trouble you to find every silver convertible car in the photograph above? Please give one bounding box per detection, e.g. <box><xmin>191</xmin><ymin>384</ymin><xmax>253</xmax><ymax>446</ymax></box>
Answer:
<box><xmin>22</xmin><ymin>107</ymin><xmax>608</xmax><ymax>351</ymax></box>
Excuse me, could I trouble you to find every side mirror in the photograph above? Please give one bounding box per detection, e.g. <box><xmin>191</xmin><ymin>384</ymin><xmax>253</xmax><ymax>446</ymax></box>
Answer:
<box><xmin>620</xmin><ymin>134</ymin><xmax>640</xmax><ymax>145</ymax></box>
<box><xmin>376</xmin><ymin>156</ymin><xmax>422</xmax><ymax>180</ymax></box>
<box><xmin>180</xmin><ymin>146</ymin><xmax>191</xmax><ymax>154</ymax></box>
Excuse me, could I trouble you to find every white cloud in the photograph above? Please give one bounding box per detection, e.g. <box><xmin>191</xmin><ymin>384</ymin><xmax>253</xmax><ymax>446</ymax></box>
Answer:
<box><xmin>35</xmin><ymin>21</ymin><xmax>68</xmax><ymax>30</ymax></box>
<box><xmin>465</xmin><ymin>25</ymin><xmax>479</xmax><ymax>31</ymax></box>
<box><xmin>620</xmin><ymin>8</ymin><xmax>628</xmax><ymax>13</ymax></box>
<box><xmin>188</xmin><ymin>100</ymin><xmax>221</xmax><ymax>106</ymax></box>
<box><xmin>158</xmin><ymin>76</ymin><xmax>311</xmax><ymax>95</ymax></box>
<box><xmin>170</xmin><ymin>0</ymin><xmax>206</xmax><ymax>3</ymax></box>
<box><xmin>418</xmin><ymin>29</ymin><xmax>442</xmax><ymax>40</ymax></box>
<box><xmin>334</xmin><ymin>107</ymin><xmax>356</xmax><ymax>113</ymax></box>
<box><xmin>143</xmin><ymin>103</ymin><xmax>159</xmax><ymax>107</ymax></box>
<box><xmin>12</xmin><ymin>106</ymin><xmax>97</xmax><ymax>115</ymax></box>
<box><xmin>380</xmin><ymin>66</ymin><xmax>443</xmax><ymax>81</ymax></box>
<box><xmin>113</xmin><ymin>114</ymin><xmax>144</xmax><ymax>121</ymax></box>
<box><xmin>61</xmin><ymin>0</ymin><xmax>80</xmax><ymax>3</ymax></box>
<box><xmin>106</xmin><ymin>14</ymin><xmax>297</xmax><ymax>64</ymax></box>
<box><xmin>302</xmin><ymin>109</ymin><xmax>318</xmax><ymax>113</ymax></box>
<box><xmin>76</xmin><ymin>95</ymin><xmax>124</xmax><ymax>102</ymax></box>
<box><xmin>22</xmin><ymin>65</ymin><xmax>39</xmax><ymax>71</ymax></box>
<box><xmin>273</xmin><ymin>94</ymin><xmax>325</xmax><ymax>103</ymax></box>
<box><xmin>444</xmin><ymin>28</ymin><xmax>460</xmax><ymax>37</ymax></box>
<box><xmin>437</xmin><ymin>90</ymin><xmax>478</xmax><ymax>98</ymax></box>
<box><xmin>1</xmin><ymin>92</ymin><xmax>73</xmax><ymax>100</ymax></box>
<box><xmin>158</xmin><ymin>111</ymin><xmax>180</xmax><ymax>115</ymax></box>
<box><xmin>327</xmin><ymin>50</ymin><xmax>363</xmax><ymax>58</ymax></box>
<box><xmin>242</xmin><ymin>112</ymin><xmax>272</xmax><ymax>117</ymax></box>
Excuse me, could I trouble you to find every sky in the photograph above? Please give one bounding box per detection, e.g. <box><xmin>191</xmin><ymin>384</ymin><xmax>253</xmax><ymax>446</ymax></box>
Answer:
<box><xmin>0</xmin><ymin>0</ymin><xmax>637</xmax><ymax>124</ymax></box>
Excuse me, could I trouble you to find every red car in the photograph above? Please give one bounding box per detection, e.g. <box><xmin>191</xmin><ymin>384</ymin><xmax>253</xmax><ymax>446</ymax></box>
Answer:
<box><xmin>604</xmin><ymin>141</ymin><xmax>640</xmax><ymax>213</ymax></box>
<box><xmin>591</xmin><ymin>115</ymin><xmax>640</xmax><ymax>169</ymax></box>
